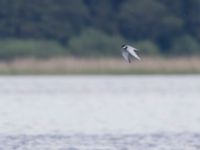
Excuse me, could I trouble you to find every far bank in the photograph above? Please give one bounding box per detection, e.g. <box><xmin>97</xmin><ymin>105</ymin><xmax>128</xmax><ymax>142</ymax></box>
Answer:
<box><xmin>0</xmin><ymin>56</ymin><xmax>199</xmax><ymax>75</ymax></box>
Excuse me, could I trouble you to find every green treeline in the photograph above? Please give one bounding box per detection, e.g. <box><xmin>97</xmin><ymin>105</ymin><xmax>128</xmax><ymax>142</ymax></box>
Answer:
<box><xmin>0</xmin><ymin>0</ymin><xmax>200</xmax><ymax>58</ymax></box>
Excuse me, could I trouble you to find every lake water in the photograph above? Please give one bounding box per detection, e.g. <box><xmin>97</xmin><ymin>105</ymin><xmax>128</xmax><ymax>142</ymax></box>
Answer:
<box><xmin>0</xmin><ymin>75</ymin><xmax>200</xmax><ymax>149</ymax></box>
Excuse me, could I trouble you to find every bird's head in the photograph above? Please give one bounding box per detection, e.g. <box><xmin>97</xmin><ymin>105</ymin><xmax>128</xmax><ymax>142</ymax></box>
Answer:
<box><xmin>121</xmin><ymin>44</ymin><xmax>127</xmax><ymax>49</ymax></box>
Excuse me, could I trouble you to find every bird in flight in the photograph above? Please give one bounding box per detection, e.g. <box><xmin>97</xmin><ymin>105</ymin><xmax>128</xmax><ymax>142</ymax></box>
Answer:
<box><xmin>121</xmin><ymin>44</ymin><xmax>141</xmax><ymax>63</ymax></box>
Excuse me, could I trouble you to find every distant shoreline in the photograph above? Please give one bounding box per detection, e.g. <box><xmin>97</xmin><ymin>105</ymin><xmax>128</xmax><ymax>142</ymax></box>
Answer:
<box><xmin>0</xmin><ymin>56</ymin><xmax>199</xmax><ymax>75</ymax></box>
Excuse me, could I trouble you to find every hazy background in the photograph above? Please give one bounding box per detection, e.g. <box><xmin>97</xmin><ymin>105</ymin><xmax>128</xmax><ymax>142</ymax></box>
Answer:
<box><xmin>0</xmin><ymin>0</ymin><xmax>199</xmax><ymax>75</ymax></box>
<box><xmin>0</xmin><ymin>0</ymin><xmax>200</xmax><ymax>60</ymax></box>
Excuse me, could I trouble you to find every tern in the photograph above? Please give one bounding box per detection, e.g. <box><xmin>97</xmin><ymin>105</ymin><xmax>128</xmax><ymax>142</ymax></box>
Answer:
<box><xmin>121</xmin><ymin>44</ymin><xmax>141</xmax><ymax>63</ymax></box>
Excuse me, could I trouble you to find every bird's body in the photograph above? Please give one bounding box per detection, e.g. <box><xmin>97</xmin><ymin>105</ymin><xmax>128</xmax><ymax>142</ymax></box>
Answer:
<box><xmin>121</xmin><ymin>44</ymin><xmax>140</xmax><ymax>63</ymax></box>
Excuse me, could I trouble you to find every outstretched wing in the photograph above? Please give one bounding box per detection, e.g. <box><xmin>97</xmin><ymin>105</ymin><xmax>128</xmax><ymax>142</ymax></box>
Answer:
<box><xmin>121</xmin><ymin>50</ymin><xmax>129</xmax><ymax>62</ymax></box>
<box><xmin>126</xmin><ymin>45</ymin><xmax>141</xmax><ymax>60</ymax></box>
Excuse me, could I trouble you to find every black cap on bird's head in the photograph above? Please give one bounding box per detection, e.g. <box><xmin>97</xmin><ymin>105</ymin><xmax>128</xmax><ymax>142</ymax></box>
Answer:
<box><xmin>121</xmin><ymin>44</ymin><xmax>126</xmax><ymax>48</ymax></box>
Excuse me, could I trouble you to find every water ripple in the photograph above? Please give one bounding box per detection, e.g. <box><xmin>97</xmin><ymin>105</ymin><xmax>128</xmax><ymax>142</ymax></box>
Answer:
<box><xmin>0</xmin><ymin>133</ymin><xmax>200</xmax><ymax>150</ymax></box>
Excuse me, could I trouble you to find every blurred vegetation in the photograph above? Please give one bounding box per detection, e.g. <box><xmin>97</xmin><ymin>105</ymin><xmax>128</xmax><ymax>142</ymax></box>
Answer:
<box><xmin>68</xmin><ymin>28</ymin><xmax>124</xmax><ymax>56</ymax></box>
<box><xmin>0</xmin><ymin>0</ymin><xmax>200</xmax><ymax>59</ymax></box>
<box><xmin>0</xmin><ymin>39</ymin><xmax>66</xmax><ymax>59</ymax></box>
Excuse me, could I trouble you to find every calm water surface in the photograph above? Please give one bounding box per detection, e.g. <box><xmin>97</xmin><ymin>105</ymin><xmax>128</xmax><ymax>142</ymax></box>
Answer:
<box><xmin>0</xmin><ymin>75</ymin><xmax>199</xmax><ymax>149</ymax></box>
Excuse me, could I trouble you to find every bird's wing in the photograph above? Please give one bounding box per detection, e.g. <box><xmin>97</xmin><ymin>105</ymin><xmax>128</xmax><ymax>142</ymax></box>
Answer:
<box><xmin>127</xmin><ymin>45</ymin><xmax>138</xmax><ymax>51</ymax></box>
<box><xmin>126</xmin><ymin>45</ymin><xmax>141</xmax><ymax>60</ymax></box>
<box><xmin>121</xmin><ymin>50</ymin><xmax>129</xmax><ymax>62</ymax></box>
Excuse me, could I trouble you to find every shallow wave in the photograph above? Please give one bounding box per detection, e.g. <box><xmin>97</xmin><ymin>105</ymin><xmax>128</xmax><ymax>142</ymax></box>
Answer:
<box><xmin>0</xmin><ymin>133</ymin><xmax>200</xmax><ymax>150</ymax></box>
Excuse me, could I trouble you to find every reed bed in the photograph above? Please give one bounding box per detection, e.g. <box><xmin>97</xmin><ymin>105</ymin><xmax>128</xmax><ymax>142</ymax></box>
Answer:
<box><xmin>0</xmin><ymin>56</ymin><xmax>199</xmax><ymax>74</ymax></box>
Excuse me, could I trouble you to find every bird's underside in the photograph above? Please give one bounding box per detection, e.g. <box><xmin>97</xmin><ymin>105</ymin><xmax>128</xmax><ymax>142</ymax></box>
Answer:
<box><xmin>122</xmin><ymin>49</ymin><xmax>134</xmax><ymax>63</ymax></box>
<box><xmin>128</xmin><ymin>54</ymin><xmax>133</xmax><ymax>63</ymax></box>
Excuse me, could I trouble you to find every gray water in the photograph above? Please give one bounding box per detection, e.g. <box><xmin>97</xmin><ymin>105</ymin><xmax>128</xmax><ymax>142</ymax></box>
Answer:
<box><xmin>0</xmin><ymin>75</ymin><xmax>200</xmax><ymax>149</ymax></box>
